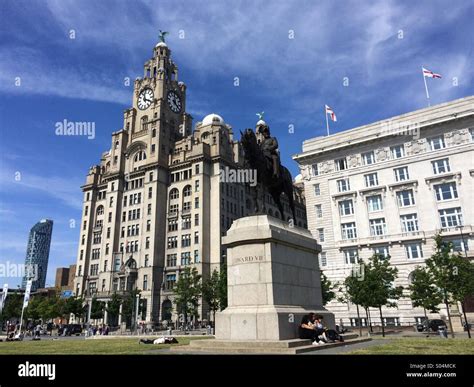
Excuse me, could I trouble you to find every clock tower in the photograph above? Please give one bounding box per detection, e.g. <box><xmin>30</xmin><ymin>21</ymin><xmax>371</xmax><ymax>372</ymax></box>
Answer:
<box><xmin>123</xmin><ymin>38</ymin><xmax>193</xmax><ymax>167</ymax></box>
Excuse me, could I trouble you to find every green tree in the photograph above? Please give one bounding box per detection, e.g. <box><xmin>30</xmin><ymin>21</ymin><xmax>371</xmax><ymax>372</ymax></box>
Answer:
<box><xmin>24</xmin><ymin>296</ymin><xmax>42</xmax><ymax>321</ymax></box>
<box><xmin>63</xmin><ymin>297</ymin><xmax>86</xmax><ymax>321</ymax></box>
<box><xmin>90</xmin><ymin>298</ymin><xmax>105</xmax><ymax>320</ymax></box>
<box><xmin>365</xmin><ymin>254</ymin><xmax>403</xmax><ymax>337</ymax></box>
<box><xmin>202</xmin><ymin>268</ymin><xmax>228</xmax><ymax>332</ymax></box>
<box><xmin>1</xmin><ymin>292</ymin><xmax>23</xmax><ymax>322</ymax></box>
<box><xmin>338</xmin><ymin>269</ymin><xmax>367</xmax><ymax>337</ymax></box>
<box><xmin>218</xmin><ymin>263</ymin><xmax>227</xmax><ymax>311</ymax></box>
<box><xmin>409</xmin><ymin>266</ymin><xmax>443</xmax><ymax>319</ymax></box>
<box><xmin>321</xmin><ymin>272</ymin><xmax>336</xmax><ymax>306</ymax></box>
<box><xmin>174</xmin><ymin>267</ymin><xmax>202</xmax><ymax>328</ymax></box>
<box><xmin>121</xmin><ymin>289</ymin><xmax>141</xmax><ymax>329</ymax></box>
<box><xmin>425</xmin><ymin>235</ymin><xmax>474</xmax><ymax>338</ymax></box>
<box><xmin>450</xmin><ymin>255</ymin><xmax>474</xmax><ymax>338</ymax></box>
<box><xmin>106</xmin><ymin>293</ymin><xmax>122</xmax><ymax>327</ymax></box>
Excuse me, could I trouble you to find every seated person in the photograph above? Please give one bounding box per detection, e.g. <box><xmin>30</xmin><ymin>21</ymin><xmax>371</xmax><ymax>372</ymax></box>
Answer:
<box><xmin>312</xmin><ymin>315</ymin><xmax>344</xmax><ymax>343</ymax></box>
<box><xmin>298</xmin><ymin>313</ymin><xmax>322</xmax><ymax>345</ymax></box>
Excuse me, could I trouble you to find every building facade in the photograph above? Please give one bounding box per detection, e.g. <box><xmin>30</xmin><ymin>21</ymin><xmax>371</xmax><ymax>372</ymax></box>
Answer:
<box><xmin>294</xmin><ymin>96</ymin><xmax>474</xmax><ymax>327</ymax></box>
<box><xmin>55</xmin><ymin>264</ymin><xmax>76</xmax><ymax>291</ymax></box>
<box><xmin>73</xmin><ymin>38</ymin><xmax>306</xmax><ymax>326</ymax></box>
<box><xmin>22</xmin><ymin>219</ymin><xmax>54</xmax><ymax>292</ymax></box>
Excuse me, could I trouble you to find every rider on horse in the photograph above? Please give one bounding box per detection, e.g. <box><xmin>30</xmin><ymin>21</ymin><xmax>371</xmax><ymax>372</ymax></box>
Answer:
<box><xmin>257</xmin><ymin>122</ymin><xmax>280</xmax><ymax>179</ymax></box>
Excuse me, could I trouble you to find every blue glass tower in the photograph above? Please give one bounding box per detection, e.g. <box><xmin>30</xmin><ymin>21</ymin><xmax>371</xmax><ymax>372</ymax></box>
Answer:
<box><xmin>22</xmin><ymin>219</ymin><xmax>53</xmax><ymax>291</ymax></box>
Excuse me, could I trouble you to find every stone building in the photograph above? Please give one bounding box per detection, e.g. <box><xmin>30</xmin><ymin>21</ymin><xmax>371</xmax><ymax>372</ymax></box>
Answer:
<box><xmin>73</xmin><ymin>38</ymin><xmax>306</xmax><ymax>326</ymax></box>
<box><xmin>294</xmin><ymin>96</ymin><xmax>474</xmax><ymax>327</ymax></box>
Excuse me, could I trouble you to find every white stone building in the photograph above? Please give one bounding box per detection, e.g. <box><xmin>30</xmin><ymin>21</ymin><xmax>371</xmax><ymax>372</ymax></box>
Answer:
<box><xmin>294</xmin><ymin>96</ymin><xmax>474</xmax><ymax>327</ymax></box>
<box><xmin>73</xmin><ymin>38</ymin><xmax>306</xmax><ymax>327</ymax></box>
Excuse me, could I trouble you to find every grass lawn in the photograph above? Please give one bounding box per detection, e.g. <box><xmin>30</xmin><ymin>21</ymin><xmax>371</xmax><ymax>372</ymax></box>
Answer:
<box><xmin>0</xmin><ymin>336</ymin><xmax>210</xmax><ymax>355</ymax></box>
<box><xmin>347</xmin><ymin>337</ymin><xmax>474</xmax><ymax>355</ymax></box>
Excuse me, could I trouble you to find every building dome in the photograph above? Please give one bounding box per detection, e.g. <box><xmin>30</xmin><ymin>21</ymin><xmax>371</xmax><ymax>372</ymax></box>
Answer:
<box><xmin>202</xmin><ymin>113</ymin><xmax>224</xmax><ymax>126</ymax></box>
<box><xmin>155</xmin><ymin>41</ymin><xmax>167</xmax><ymax>48</ymax></box>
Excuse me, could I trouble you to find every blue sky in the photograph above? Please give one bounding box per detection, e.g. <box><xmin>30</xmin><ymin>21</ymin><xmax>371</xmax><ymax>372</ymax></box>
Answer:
<box><xmin>0</xmin><ymin>0</ymin><xmax>473</xmax><ymax>288</ymax></box>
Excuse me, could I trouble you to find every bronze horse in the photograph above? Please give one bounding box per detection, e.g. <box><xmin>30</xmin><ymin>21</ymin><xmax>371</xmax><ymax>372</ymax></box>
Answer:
<box><xmin>240</xmin><ymin>128</ymin><xmax>296</xmax><ymax>221</ymax></box>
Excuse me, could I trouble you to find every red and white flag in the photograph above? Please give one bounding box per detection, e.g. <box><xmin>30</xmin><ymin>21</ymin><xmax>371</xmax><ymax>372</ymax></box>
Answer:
<box><xmin>422</xmin><ymin>67</ymin><xmax>442</xmax><ymax>79</ymax></box>
<box><xmin>325</xmin><ymin>105</ymin><xmax>337</xmax><ymax>122</ymax></box>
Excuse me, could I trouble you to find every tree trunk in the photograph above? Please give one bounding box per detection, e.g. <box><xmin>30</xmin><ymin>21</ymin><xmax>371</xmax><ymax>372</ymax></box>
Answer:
<box><xmin>379</xmin><ymin>306</ymin><xmax>385</xmax><ymax>337</ymax></box>
<box><xmin>367</xmin><ymin>308</ymin><xmax>373</xmax><ymax>333</ymax></box>
<box><xmin>444</xmin><ymin>291</ymin><xmax>455</xmax><ymax>338</ymax></box>
<box><xmin>461</xmin><ymin>301</ymin><xmax>471</xmax><ymax>339</ymax></box>
<box><xmin>356</xmin><ymin>304</ymin><xmax>362</xmax><ymax>337</ymax></box>
<box><xmin>423</xmin><ymin>307</ymin><xmax>427</xmax><ymax>320</ymax></box>
<box><xmin>213</xmin><ymin>310</ymin><xmax>216</xmax><ymax>335</ymax></box>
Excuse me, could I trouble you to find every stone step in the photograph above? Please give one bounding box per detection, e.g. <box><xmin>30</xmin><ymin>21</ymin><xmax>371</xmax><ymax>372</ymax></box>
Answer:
<box><xmin>189</xmin><ymin>338</ymin><xmax>311</xmax><ymax>348</ymax></box>
<box><xmin>171</xmin><ymin>337</ymin><xmax>371</xmax><ymax>354</ymax></box>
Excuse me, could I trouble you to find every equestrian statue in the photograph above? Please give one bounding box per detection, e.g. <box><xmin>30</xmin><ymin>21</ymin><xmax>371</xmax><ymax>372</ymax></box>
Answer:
<box><xmin>240</xmin><ymin>116</ymin><xmax>296</xmax><ymax>221</ymax></box>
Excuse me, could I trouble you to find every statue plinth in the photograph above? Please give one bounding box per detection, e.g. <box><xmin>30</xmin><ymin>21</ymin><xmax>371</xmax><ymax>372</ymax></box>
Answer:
<box><xmin>216</xmin><ymin>215</ymin><xmax>334</xmax><ymax>341</ymax></box>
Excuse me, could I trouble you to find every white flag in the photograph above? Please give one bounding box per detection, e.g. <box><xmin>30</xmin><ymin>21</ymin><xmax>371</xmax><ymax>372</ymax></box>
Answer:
<box><xmin>23</xmin><ymin>280</ymin><xmax>32</xmax><ymax>308</ymax></box>
<box><xmin>0</xmin><ymin>283</ymin><xmax>8</xmax><ymax>312</ymax></box>
<box><xmin>325</xmin><ymin>105</ymin><xmax>337</xmax><ymax>122</ymax></box>
<box><xmin>422</xmin><ymin>67</ymin><xmax>442</xmax><ymax>79</ymax></box>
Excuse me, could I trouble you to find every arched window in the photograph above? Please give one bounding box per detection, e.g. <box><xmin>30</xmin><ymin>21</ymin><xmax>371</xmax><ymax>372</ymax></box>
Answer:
<box><xmin>183</xmin><ymin>185</ymin><xmax>192</xmax><ymax>197</ymax></box>
<box><xmin>169</xmin><ymin>188</ymin><xmax>179</xmax><ymax>200</ymax></box>
<box><xmin>134</xmin><ymin>150</ymin><xmax>147</xmax><ymax>162</ymax></box>
<box><xmin>141</xmin><ymin>116</ymin><xmax>148</xmax><ymax>131</ymax></box>
<box><xmin>96</xmin><ymin>205</ymin><xmax>104</xmax><ymax>215</ymax></box>
<box><xmin>201</xmin><ymin>132</ymin><xmax>209</xmax><ymax>140</ymax></box>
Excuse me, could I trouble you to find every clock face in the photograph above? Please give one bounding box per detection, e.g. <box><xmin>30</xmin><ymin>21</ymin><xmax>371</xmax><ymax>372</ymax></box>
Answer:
<box><xmin>167</xmin><ymin>91</ymin><xmax>182</xmax><ymax>113</ymax></box>
<box><xmin>137</xmin><ymin>88</ymin><xmax>154</xmax><ymax>110</ymax></box>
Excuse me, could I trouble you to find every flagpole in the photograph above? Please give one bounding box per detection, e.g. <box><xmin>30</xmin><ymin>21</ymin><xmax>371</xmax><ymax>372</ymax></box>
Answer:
<box><xmin>325</xmin><ymin>109</ymin><xmax>329</xmax><ymax>136</ymax></box>
<box><xmin>422</xmin><ymin>67</ymin><xmax>430</xmax><ymax>107</ymax></box>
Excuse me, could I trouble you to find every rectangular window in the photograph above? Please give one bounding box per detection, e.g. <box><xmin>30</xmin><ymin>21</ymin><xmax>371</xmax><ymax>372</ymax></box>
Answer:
<box><xmin>194</xmin><ymin>231</ymin><xmax>199</xmax><ymax>244</ymax></box>
<box><xmin>373</xmin><ymin>245</ymin><xmax>390</xmax><ymax>258</ymax></box>
<box><xmin>195</xmin><ymin>197</ymin><xmax>199</xmax><ymax>209</ymax></box>
<box><xmin>394</xmin><ymin>166</ymin><xmax>409</xmax><ymax>182</ymax></box>
<box><xmin>432</xmin><ymin>158</ymin><xmax>450</xmax><ymax>174</ymax></box>
<box><xmin>338</xmin><ymin>199</ymin><xmax>354</xmax><ymax>216</ymax></box>
<box><xmin>166</xmin><ymin>254</ymin><xmax>177</xmax><ymax>267</ymax></box>
<box><xmin>318</xmin><ymin>228</ymin><xmax>325</xmax><ymax>242</ymax></box>
<box><xmin>401</xmin><ymin>214</ymin><xmax>419</xmax><ymax>232</ymax></box>
<box><xmin>144</xmin><ymin>255</ymin><xmax>149</xmax><ymax>267</ymax></box>
<box><xmin>195</xmin><ymin>180</ymin><xmax>200</xmax><ymax>192</ymax></box>
<box><xmin>341</xmin><ymin>222</ymin><xmax>357</xmax><ymax>240</ymax></box>
<box><xmin>429</xmin><ymin>136</ymin><xmax>445</xmax><ymax>150</ymax></box>
<box><xmin>337</xmin><ymin>179</ymin><xmax>350</xmax><ymax>192</ymax></box>
<box><xmin>315</xmin><ymin>204</ymin><xmax>323</xmax><ymax>218</ymax></box>
<box><xmin>449</xmin><ymin>239</ymin><xmax>469</xmax><ymax>252</ymax></box>
<box><xmin>143</xmin><ymin>275</ymin><xmax>148</xmax><ymax>291</ymax></box>
<box><xmin>434</xmin><ymin>182</ymin><xmax>458</xmax><ymax>201</ymax></box>
<box><xmin>362</xmin><ymin>151</ymin><xmax>375</xmax><ymax>165</ymax></box>
<box><xmin>344</xmin><ymin>249</ymin><xmax>358</xmax><ymax>264</ymax></box>
<box><xmin>335</xmin><ymin>158</ymin><xmax>348</xmax><ymax>171</ymax></box>
<box><xmin>183</xmin><ymin>202</ymin><xmax>191</xmax><ymax>212</ymax></box>
<box><xmin>397</xmin><ymin>189</ymin><xmax>415</xmax><ymax>207</ymax></box>
<box><xmin>194</xmin><ymin>213</ymin><xmax>199</xmax><ymax>226</ymax></box>
<box><xmin>166</xmin><ymin>274</ymin><xmax>176</xmax><ymax>290</ymax></box>
<box><xmin>312</xmin><ymin>164</ymin><xmax>319</xmax><ymax>176</ymax></box>
<box><xmin>181</xmin><ymin>252</ymin><xmax>191</xmax><ymax>265</ymax></box>
<box><xmin>182</xmin><ymin>217</ymin><xmax>191</xmax><ymax>230</ymax></box>
<box><xmin>314</xmin><ymin>184</ymin><xmax>321</xmax><ymax>196</ymax></box>
<box><xmin>439</xmin><ymin>207</ymin><xmax>463</xmax><ymax>228</ymax></box>
<box><xmin>148</xmin><ymin>187</ymin><xmax>152</xmax><ymax>199</ymax></box>
<box><xmin>194</xmin><ymin>250</ymin><xmax>200</xmax><ymax>263</ymax></box>
<box><xmin>195</xmin><ymin>164</ymin><xmax>200</xmax><ymax>174</ymax></box>
<box><xmin>167</xmin><ymin>236</ymin><xmax>177</xmax><ymax>249</ymax></box>
<box><xmin>367</xmin><ymin>195</ymin><xmax>383</xmax><ymax>212</ymax></box>
<box><xmin>390</xmin><ymin>145</ymin><xmax>405</xmax><ymax>159</ymax></box>
<box><xmin>406</xmin><ymin>243</ymin><xmax>423</xmax><ymax>259</ymax></box>
<box><xmin>181</xmin><ymin>234</ymin><xmax>191</xmax><ymax>247</ymax></box>
<box><xmin>319</xmin><ymin>252</ymin><xmax>327</xmax><ymax>267</ymax></box>
<box><xmin>369</xmin><ymin>218</ymin><xmax>387</xmax><ymax>236</ymax></box>
<box><xmin>364</xmin><ymin>173</ymin><xmax>378</xmax><ymax>187</ymax></box>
